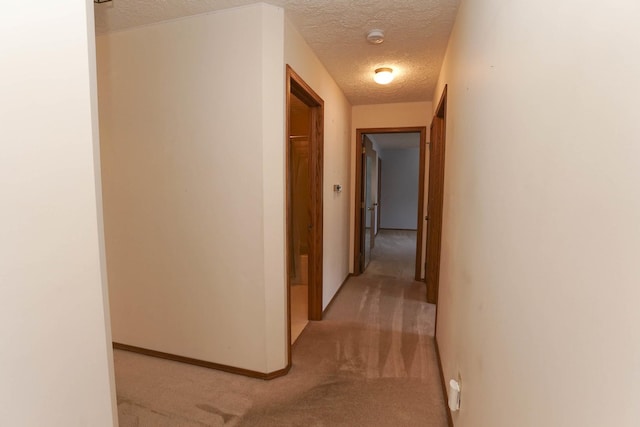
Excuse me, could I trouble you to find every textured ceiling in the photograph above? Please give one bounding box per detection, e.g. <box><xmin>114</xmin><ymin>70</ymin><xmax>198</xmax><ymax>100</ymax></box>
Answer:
<box><xmin>94</xmin><ymin>0</ymin><xmax>460</xmax><ymax>105</ymax></box>
<box><xmin>368</xmin><ymin>133</ymin><xmax>420</xmax><ymax>150</ymax></box>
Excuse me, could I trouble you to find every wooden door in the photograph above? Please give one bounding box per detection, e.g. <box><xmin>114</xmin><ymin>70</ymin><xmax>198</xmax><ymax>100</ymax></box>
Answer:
<box><xmin>364</xmin><ymin>145</ymin><xmax>377</xmax><ymax>264</ymax></box>
<box><xmin>425</xmin><ymin>86</ymin><xmax>447</xmax><ymax>304</ymax></box>
<box><xmin>376</xmin><ymin>159</ymin><xmax>382</xmax><ymax>234</ymax></box>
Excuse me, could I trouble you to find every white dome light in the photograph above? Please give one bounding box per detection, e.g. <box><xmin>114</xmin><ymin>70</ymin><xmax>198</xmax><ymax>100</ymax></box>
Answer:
<box><xmin>374</xmin><ymin>67</ymin><xmax>394</xmax><ymax>85</ymax></box>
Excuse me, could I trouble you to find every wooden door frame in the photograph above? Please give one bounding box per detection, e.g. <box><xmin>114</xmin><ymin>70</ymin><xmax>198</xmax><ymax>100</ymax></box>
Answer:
<box><xmin>369</xmin><ymin>145</ymin><xmax>377</xmax><ymax>250</ymax></box>
<box><xmin>425</xmin><ymin>86</ymin><xmax>448</xmax><ymax>304</ymax></box>
<box><xmin>353</xmin><ymin>126</ymin><xmax>427</xmax><ymax>280</ymax></box>
<box><xmin>285</xmin><ymin>66</ymin><xmax>324</xmax><ymax>361</ymax></box>
<box><xmin>376</xmin><ymin>159</ymin><xmax>382</xmax><ymax>235</ymax></box>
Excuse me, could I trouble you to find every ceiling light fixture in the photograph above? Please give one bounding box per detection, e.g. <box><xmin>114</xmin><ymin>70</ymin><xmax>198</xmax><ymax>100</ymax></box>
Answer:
<box><xmin>366</xmin><ymin>30</ymin><xmax>385</xmax><ymax>45</ymax></box>
<box><xmin>374</xmin><ymin>67</ymin><xmax>394</xmax><ymax>85</ymax></box>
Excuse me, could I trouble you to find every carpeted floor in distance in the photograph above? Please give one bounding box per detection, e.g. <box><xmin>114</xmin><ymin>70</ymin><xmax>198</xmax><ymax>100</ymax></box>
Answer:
<box><xmin>114</xmin><ymin>230</ymin><xmax>447</xmax><ymax>426</ymax></box>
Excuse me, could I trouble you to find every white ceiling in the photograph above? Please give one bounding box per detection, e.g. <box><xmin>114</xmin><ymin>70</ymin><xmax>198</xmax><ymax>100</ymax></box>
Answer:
<box><xmin>94</xmin><ymin>0</ymin><xmax>460</xmax><ymax>105</ymax></box>
<box><xmin>367</xmin><ymin>132</ymin><xmax>421</xmax><ymax>150</ymax></box>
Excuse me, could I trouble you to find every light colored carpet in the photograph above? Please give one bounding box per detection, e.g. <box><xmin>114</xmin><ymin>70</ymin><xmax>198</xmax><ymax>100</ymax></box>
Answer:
<box><xmin>366</xmin><ymin>229</ymin><xmax>417</xmax><ymax>280</ymax></box>
<box><xmin>114</xmin><ymin>230</ymin><xmax>446</xmax><ymax>426</ymax></box>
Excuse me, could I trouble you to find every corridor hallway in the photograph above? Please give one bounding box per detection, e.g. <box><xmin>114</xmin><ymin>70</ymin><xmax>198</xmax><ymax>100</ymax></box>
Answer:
<box><xmin>366</xmin><ymin>229</ymin><xmax>420</xmax><ymax>280</ymax></box>
<box><xmin>115</xmin><ymin>230</ymin><xmax>446</xmax><ymax>426</ymax></box>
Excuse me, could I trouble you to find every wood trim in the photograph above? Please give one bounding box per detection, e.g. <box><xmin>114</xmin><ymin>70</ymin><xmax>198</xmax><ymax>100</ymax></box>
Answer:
<box><xmin>354</xmin><ymin>130</ymin><xmax>364</xmax><ymax>274</ymax></box>
<box><xmin>434</xmin><ymin>337</ymin><xmax>455</xmax><ymax>427</ymax></box>
<box><xmin>322</xmin><ymin>273</ymin><xmax>352</xmax><ymax>316</ymax></box>
<box><xmin>113</xmin><ymin>343</ymin><xmax>291</xmax><ymax>380</ymax></box>
<box><xmin>369</xmin><ymin>146</ymin><xmax>377</xmax><ymax>250</ymax></box>
<box><xmin>353</xmin><ymin>126</ymin><xmax>427</xmax><ymax>280</ymax></box>
<box><xmin>415</xmin><ymin>128</ymin><xmax>427</xmax><ymax>281</ymax></box>
<box><xmin>310</xmin><ymin>93</ymin><xmax>324</xmax><ymax>321</ymax></box>
<box><xmin>376</xmin><ymin>158</ymin><xmax>382</xmax><ymax>235</ymax></box>
<box><xmin>285</xmin><ymin>65</ymin><xmax>293</xmax><ymax>368</ymax></box>
<box><xmin>426</xmin><ymin>86</ymin><xmax>448</xmax><ymax>304</ymax></box>
<box><xmin>357</xmin><ymin>126</ymin><xmax>427</xmax><ymax>134</ymax></box>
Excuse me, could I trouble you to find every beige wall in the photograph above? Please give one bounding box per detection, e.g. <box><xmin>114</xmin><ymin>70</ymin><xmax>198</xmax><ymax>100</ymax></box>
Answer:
<box><xmin>98</xmin><ymin>3</ymin><xmax>352</xmax><ymax>373</ymax></box>
<box><xmin>435</xmin><ymin>1</ymin><xmax>640</xmax><ymax>426</ymax></box>
<box><xmin>260</xmin><ymin>5</ymin><xmax>288</xmax><ymax>372</ymax></box>
<box><xmin>0</xmin><ymin>1</ymin><xmax>116</xmax><ymax>424</ymax></box>
<box><xmin>352</xmin><ymin>102</ymin><xmax>432</xmax><ymax>130</ymax></box>
<box><xmin>377</xmin><ymin>147</ymin><xmax>421</xmax><ymax>230</ymax></box>
<box><xmin>98</xmin><ymin>4</ymin><xmax>287</xmax><ymax>373</ymax></box>
<box><xmin>351</xmin><ymin>102</ymin><xmax>432</xmax><ymax>274</ymax></box>
<box><xmin>284</xmin><ymin>19</ymin><xmax>353</xmax><ymax>309</ymax></box>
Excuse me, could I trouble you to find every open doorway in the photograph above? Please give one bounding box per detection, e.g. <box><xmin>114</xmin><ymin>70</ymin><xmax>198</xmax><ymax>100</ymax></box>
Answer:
<box><xmin>286</xmin><ymin>66</ymin><xmax>324</xmax><ymax>350</ymax></box>
<box><xmin>353</xmin><ymin>127</ymin><xmax>428</xmax><ymax>280</ymax></box>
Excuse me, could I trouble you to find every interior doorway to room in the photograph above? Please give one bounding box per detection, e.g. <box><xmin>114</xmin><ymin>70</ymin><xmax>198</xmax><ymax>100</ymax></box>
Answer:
<box><xmin>286</xmin><ymin>66</ymin><xmax>324</xmax><ymax>351</ymax></box>
<box><xmin>354</xmin><ymin>127</ymin><xmax>427</xmax><ymax>281</ymax></box>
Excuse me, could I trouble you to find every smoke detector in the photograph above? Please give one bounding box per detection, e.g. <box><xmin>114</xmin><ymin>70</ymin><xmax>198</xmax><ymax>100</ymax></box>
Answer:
<box><xmin>366</xmin><ymin>30</ymin><xmax>385</xmax><ymax>45</ymax></box>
